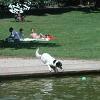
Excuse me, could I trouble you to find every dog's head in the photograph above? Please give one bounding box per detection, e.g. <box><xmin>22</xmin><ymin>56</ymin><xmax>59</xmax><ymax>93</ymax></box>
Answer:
<box><xmin>53</xmin><ymin>60</ymin><xmax>62</xmax><ymax>69</ymax></box>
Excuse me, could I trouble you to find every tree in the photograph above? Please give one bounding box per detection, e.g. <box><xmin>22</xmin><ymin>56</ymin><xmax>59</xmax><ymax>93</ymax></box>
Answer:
<box><xmin>79</xmin><ymin>0</ymin><xmax>83</xmax><ymax>5</ymax></box>
<box><xmin>95</xmin><ymin>0</ymin><xmax>100</xmax><ymax>8</ymax></box>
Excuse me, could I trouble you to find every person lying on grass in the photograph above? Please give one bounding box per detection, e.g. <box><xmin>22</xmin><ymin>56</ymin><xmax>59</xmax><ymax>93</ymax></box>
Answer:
<box><xmin>30</xmin><ymin>28</ymin><xmax>44</xmax><ymax>39</ymax></box>
<box><xmin>30</xmin><ymin>28</ymin><xmax>55</xmax><ymax>40</ymax></box>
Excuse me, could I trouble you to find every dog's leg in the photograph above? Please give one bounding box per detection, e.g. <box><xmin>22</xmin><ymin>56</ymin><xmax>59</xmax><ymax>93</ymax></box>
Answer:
<box><xmin>61</xmin><ymin>67</ymin><xmax>64</xmax><ymax>72</ymax></box>
<box><xmin>50</xmin><ymin>65</ymin><xmax>58</xmax><ymax>73</ymax></box>
<box><xmin>61</xmin><ymin>68</ymin><xmax>64</xmax><ymax>72</ymax></box>
<box><xmin>53</xmin><ymin>67</ymin><xmax>58</xmax><ymax>73</ymax></box>
<box><xmin>47</xmin><ymin>65</ymin><xmax>52</xmax><ymax>72</ymax></box>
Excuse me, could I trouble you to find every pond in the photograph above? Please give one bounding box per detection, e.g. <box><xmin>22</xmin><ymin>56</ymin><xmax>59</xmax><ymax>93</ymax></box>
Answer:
<box><xmin>0</xmin><ymin>75</ymin><xmax>100</xmax><ymax>100</ymax></box>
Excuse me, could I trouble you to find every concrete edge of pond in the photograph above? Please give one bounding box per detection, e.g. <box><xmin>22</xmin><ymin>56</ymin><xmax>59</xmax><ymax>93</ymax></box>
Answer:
<box><xmin>0</xmin><ymin>69</ymin><xmax>100</xmax><ymax>80</ymax></box>
<box><xmin>1</xmin><ymin>58</ymin><xmax>100</xmax><ymax>80</ymax></box>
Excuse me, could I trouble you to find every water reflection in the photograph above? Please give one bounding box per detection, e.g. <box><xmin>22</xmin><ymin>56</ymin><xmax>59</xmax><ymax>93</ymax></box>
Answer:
<box><xmin>40</xmin><ymin>79</ymin><xmax>53</xmax><ymax>94</ymax></box>
<box><xmin>0</xmin><ymin>75</ymin><xmax>100</xmax><ymax>100</ymax></box>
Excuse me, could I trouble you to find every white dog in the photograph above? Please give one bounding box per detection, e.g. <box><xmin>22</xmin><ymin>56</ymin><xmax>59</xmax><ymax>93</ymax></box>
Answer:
<box><xmin>35</xmin><ymin>48</ymin><xmax>63</xmax><ymax>72</ymax></box>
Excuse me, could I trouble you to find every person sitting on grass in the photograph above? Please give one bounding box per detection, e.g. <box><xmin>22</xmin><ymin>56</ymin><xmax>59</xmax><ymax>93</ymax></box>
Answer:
<box><xmin>9</xmin><ymin>27</ymin><xmax>20</xmax><ymax>42</ymax></box>
<box><xmin>18</xmin><ymin>28</ymin><xmax>24</xmax><ymax>39</ymax></box>
<box><xmin>5</xmin><ymin>27</ymin><xmax>17</xmax><ymax>42</ymax></box>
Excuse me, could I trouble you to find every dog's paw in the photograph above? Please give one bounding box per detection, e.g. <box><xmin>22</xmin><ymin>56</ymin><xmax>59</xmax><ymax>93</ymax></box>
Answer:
<box><xmin>49</xmin><ymin>68</ymin><xmax>52</xmax><ymax>72</ymax></box>
<box><xmin>49</xmin><ymin>70</ymin><xmax>52</xmax><ymax>72</ymax></box>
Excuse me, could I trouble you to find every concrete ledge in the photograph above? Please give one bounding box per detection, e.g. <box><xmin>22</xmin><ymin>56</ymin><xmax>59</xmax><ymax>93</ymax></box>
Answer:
<box><xmin>0</xmin><ymin>58</ymin><xmax>100</xmax><ymax>80</ymax></box>
<box><xmin>0</xmin><ymin>69</ymin><xmax>100</xmax><ymax>80</ymax></box>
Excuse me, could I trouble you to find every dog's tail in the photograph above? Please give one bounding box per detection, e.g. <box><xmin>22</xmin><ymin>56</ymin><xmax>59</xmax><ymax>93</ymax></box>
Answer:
<box><xmin>35</xmin><ymin>48</ymin><xmax>41</xmax><ymax>58</ymax></box>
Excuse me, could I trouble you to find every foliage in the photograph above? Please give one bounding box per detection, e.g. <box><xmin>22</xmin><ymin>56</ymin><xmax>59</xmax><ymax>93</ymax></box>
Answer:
<box><xmin>0</xmin><ymin>0</ymin><xmax>99</xmax><ymax>8</ymax></box>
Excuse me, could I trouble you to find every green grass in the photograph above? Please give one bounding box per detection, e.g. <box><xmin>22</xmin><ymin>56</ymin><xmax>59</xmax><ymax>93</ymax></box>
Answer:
<box><xmin>0</xmin><ymin>11</ymin><xmax>100</xmax><ymax>59</ymax></box>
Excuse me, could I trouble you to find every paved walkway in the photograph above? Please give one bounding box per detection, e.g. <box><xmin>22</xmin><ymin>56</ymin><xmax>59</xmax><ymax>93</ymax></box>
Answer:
<box><xmin>0</xmin><ymin>58</ymin><xmax>100</xmax><ymax>78</ymax></box>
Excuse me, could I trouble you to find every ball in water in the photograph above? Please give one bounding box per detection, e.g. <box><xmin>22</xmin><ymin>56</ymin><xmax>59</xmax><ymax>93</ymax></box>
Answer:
<box><xmin>81</xmin><ymin>77</ymin><xmax>87</xmax><ymax>80</ymax></box>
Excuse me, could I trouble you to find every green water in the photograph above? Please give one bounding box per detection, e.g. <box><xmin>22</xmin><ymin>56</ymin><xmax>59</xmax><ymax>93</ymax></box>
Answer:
<box><xmin>0</xmin><ymin>75</ymin><xmax>100</xmax><ymax>100</ymax></box>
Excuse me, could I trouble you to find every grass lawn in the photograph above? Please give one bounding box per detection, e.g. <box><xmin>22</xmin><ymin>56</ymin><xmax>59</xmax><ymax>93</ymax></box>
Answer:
<box><xmin>0</xmin><ymin>10</ymin><xmax>100</xmax><ymax>59</ymax></box>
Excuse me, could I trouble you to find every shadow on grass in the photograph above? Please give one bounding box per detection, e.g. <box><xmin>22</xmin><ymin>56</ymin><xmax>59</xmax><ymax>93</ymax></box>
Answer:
<box><xmin>22</xmin><ymin>7</ymin><xmax>100</xmax><ymax>16</ymax></box>
<box><xmin>10</xmin><ymin>20</ymin><xmax>33</xmax><ymax>23</ymax></box>
<box><xmin>0</xmin><ymin>40</ymin><xmax>60</xmax><ymax>49</ymax></box>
